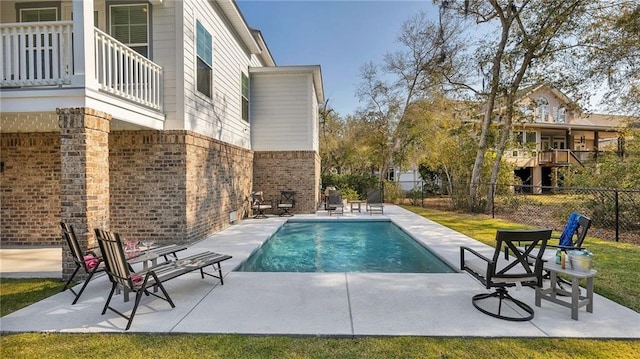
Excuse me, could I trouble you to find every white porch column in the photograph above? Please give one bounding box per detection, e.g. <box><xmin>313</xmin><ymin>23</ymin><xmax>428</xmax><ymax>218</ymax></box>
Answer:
<box><xmin>70</xmin><ymin>0</ymin><xmax>97</xmax><ymax>88</ymax></box>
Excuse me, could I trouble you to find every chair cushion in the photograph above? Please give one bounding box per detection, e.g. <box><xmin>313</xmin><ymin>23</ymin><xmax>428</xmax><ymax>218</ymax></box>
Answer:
<box><xmin>83</xmin><ymin>254</ymin><xmax>99</xmax><ymax>270</ymax></box>
<box><xmin>131</xmin><ymin>274</ymin><xmax>144</xmax><ymax>286</ymax></box>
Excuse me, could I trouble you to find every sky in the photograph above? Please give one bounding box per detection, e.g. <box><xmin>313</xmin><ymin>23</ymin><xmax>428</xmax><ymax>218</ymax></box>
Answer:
<box><xmin>236</xmin><ymin>0</ymin><xmax>440</xmax><ymax>116</ymax></box>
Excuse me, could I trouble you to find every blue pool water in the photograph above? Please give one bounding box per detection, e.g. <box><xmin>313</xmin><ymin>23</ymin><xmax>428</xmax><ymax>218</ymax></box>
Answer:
<box><xmin>236</xmin><ymin>220</ymin><xmax>456</xmax><ymax>273</ymax></box>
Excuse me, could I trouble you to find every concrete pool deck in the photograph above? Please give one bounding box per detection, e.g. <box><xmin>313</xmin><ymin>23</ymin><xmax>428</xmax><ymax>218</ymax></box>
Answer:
<box><xmin>1</xmin><ymin>205</ymin><xmax>639</xmax><ymax>337</ymax></box>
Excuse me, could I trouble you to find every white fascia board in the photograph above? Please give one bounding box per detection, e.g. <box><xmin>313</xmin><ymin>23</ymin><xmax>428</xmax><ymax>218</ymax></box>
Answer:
<box><xmin>217</xmin><ymin>0</ymin><xmax>261</xmax><ymax>54</ymax></box>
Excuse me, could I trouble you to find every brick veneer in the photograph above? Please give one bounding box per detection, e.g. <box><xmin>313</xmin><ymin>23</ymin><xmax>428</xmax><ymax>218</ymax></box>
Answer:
<box><xmin>1</xmin><ymin>116</ymin><xmax>311</xmax><ymax>279</ymax></box>
<box><xmin>109</xmin><ymin>130</ymin><xmax>253</xmax><ymax>244</ymax></box>
<box><xmin>252</xmin><ymin>151</ymin><xmax>320</xmax><ymax>214</ymax></box>
<box><xmin>58</xmin><ymin>107</ymin><xmax>111</xmax><ymax>278</ymax></box>
<box><xmin>0</xmin><ymin>132</ymin><xmax>61</xmax><ymax>245</ymax></box>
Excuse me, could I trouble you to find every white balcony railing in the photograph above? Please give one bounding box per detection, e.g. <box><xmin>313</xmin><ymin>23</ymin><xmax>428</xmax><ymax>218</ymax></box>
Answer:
<box><xmin>0</xmin><ymin>21</ymin><xmax>73</xmax><ymax>86</ymax></box>
<box><xmin>0</xmin><ymin>22</ymin><xmax>163</xmax><ymax>112</ymax></box>
<box><xmin>94</xmin><ymin>28</ymin><xmax>163</xmax><ymax>111</ymax></box>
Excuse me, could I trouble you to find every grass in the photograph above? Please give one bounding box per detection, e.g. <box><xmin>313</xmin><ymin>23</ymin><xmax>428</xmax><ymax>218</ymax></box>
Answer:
<box><xmin>400</xmin><ymin>205</ymin><xmax>640</xmax><ymax>312</ymax></box>
<box><xmin>0</xmin><ymin>278</ymin><xmax>66</xmax><ymax>317</ymax></box>
<box><xmin>1</xmin><ymin>207</ymin><xmax>640</xmax><ymax>358</ymax></box>
<box><xmin>1</xmin><ymin>334</ymin><xmax>639</xmax><ymax>359</ymax></box>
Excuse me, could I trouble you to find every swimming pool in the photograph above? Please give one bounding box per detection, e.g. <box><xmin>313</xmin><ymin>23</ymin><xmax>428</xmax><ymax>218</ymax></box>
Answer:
<box><xmin>236</xmin><ymin>220</ymin><xmax>456</xmax><ymax>273</ymax></box>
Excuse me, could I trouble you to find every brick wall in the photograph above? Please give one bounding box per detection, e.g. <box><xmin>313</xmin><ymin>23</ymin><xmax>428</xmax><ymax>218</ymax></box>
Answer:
<box><xmin>252</xmin><ymin>151</ymin><xmax>320</xmax><ymax>214</ymax></box>
<box><xmin>0</xmin><ymin>133</ymin><xmax>61</xmax><ymax>245</ymax></box>
<box><xmin>109</xmin><ymin>130</ymin><xmax>253</xmax><ymax>244</ymax></box>
<box><xmin>58</xmin><ymin>107</ymin><xmax>111</xmax><ymax>278</ymax></box>
<box><xmin>185</xmin><ymin>132</ymin><xmax>254</xmax><ymax>238</ymax></box>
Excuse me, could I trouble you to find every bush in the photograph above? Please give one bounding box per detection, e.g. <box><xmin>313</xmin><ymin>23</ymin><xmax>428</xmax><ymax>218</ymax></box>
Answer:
<box><xmin>322</xmin><ymin>173</ymin><xmax>379</xmax><ymax>199</ymax></box>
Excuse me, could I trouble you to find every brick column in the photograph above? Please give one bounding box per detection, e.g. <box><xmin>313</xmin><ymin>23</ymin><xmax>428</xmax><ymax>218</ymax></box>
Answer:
<box><xmin>58</xmin><ymin>107</ymin><xmax>111</xmax><ymax>279</ymax></box>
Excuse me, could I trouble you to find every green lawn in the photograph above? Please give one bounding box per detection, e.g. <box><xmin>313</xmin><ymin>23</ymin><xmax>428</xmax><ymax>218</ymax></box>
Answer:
<box><xmin>400</xmin><ymin>205</ymin><xmax>640</xmax><ymax>312</ymax></box>
<box><xmin>2</xmin><ymin>207</ymin><xmax>639</xmax><ymax>358</ymax></box>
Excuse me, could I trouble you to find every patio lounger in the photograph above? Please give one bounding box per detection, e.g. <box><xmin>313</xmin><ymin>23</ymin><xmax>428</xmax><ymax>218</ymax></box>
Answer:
<box><xmin>95</xmin><ymin>228</ymin><xmax>232</xmax><ymax>330</ymax></box>
<box><xmin>60</xmin><ymin>222</ymin><xmax>106</xmax><ymax>305</ymax></box>
<box><xmin>326</xmin><ymin>190</ymin><xmax>344</xmax><ymax>216</ymax></box>
<box><xmin>366</xmin><ymin>188</ymin><xmax>384</xmax><ymax>214</ymax></box>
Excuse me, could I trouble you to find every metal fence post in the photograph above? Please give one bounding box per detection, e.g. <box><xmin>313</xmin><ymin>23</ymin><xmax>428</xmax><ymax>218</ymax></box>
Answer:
<box><xmin>615</xmin><ymin>189</ymin><xmax>620</xmax><ymax>242</ymax></box>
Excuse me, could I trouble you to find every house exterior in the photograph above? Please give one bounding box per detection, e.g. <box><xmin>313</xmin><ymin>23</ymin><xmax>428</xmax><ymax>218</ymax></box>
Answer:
<box><xmin>504</xmin><ymin>83</ymin><xmax>625</xmax><ymax>192</ymax></box>
<box><xmin>0</xmin><ymin>0</ymin><xmax>323</xmax><ymax>278</ymax></box>
<box><xmin>386</xmin><ymin>84</ymin><xmax>626</xmax><ymax>194</ymax></box>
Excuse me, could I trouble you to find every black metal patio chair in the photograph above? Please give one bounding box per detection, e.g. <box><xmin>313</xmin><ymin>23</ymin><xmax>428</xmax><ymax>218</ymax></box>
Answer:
<box><xmin>461</xmin><ymin>228</ymin><xmax>551</xmax><ymax>321</ymax></box>
<box><xmin>277</xmin><ymin>190</ymin><xmax>296</xmax><ymax>216</ymax></box>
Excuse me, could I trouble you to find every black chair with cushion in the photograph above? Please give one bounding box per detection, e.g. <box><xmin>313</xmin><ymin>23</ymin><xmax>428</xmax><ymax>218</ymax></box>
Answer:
<box><xmin>61</xmin><ymin>222</ymin><xmax>106</xmax><ymax>305</ymax></box>
<box><xmin>277</xmin><ymin>190</ymin><xmax>296</xmax><ymax>216</ymax></box>
<box><xmin>461</xmin><ymin>229</ymin><xmax>552</xmax><ymax>321</ymax></box>
<box><xmin>251</xmin><ymin>191</ymin><xmax>273</xmax><ymax>218</ymax></box>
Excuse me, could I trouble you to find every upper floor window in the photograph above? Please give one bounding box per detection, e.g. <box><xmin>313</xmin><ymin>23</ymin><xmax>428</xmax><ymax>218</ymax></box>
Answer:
<box><xmin>196</xmin><ymin>21</ymin><xmax>212</xmax><ymax>98</ymax></box>
<box><xmin>535</xmin><ymin>97</ymin><xmax>549</xmax><ymax>122</ymax></box>
<box><xmin>554</xmin><ymin>107</ymin><xmax>566</xmax><ymax>123</ymax></box>
<box><xmin>241</xmin><ymin>73</ymin><xmax>249</xmax><ymax>122</ymax></box>
<box><xmin>109</xmin><ymin>4</ymin><xmax>149</xmax><ymax>57</ymax></box>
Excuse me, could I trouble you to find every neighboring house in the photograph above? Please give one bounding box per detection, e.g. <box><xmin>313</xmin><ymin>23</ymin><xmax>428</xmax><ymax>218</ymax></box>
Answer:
<box><xmin>387</xmin><ymin>83</ymin><xmax>627</xmax><ymax>193</ymax></box>
<box><xmin>503</xmin><ymin>83</ymin><xmax>625</xmax><ymax>193</ymax></box>
<box><xmin>0</xmin><ymin>0</ymin><xmax>323</xmax><ymax>277</ymax></box>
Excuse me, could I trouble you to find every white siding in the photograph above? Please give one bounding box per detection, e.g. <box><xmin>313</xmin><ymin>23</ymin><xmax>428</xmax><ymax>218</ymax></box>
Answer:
<box><xmin>169</xmin><ymin>0</ymin><xmax>258</xmax><ymax>149</ymax></box>
<box><xmin>250</xmin><ymin>73</ymin><xmax>315</xmax><ymax>151</ymax></box>
<box><xmin>311</xmin><ymin>85</ymin><xmax>319</xmax><ymax>151</ymax></box>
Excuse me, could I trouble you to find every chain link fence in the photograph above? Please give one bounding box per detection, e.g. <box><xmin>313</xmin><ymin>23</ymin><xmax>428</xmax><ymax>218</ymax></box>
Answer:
<box><xmin>391</xmin><ymin>180</ymin><xmax>640</xmax><ymax>244</ymax></box>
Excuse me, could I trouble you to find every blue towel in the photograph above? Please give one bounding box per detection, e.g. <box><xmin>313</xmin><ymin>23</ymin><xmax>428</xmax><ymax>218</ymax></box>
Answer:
<box><xmin>559</xmin><ymin>212</ymin><xmax>581</xmax><ymax>247</ymax></box>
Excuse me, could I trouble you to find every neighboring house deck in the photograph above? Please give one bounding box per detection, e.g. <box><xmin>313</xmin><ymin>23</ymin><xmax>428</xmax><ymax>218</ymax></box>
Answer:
<box><xmin>0</xmin><ymin>0</ymin><xmax>324</xmax><ymax>279</ymax></box>
<box><xmin>502</xmin><ymin>84</ymin><xmax>625</xmax><ymax>191</ymax></box>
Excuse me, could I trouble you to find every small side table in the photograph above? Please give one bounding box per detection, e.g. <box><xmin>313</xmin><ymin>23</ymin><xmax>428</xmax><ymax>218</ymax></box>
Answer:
<box><xmin>535</xmin><ymin>261</ymin><xmax>597</xmax><ymax>320</ymax></box>
<box><xmin>349</xmin><ymin>200</ymin><xmax>365</xmax><ymax>213</ymax></box>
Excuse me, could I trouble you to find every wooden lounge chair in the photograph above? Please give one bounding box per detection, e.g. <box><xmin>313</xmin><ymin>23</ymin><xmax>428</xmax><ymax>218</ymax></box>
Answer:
<box><xmin>95</xmin><ymin>228</ymin><xmax>232</xmax><ymax>330</ymax></box>
<box><xmin>61</xmin><ymin>222</ymin><xmax>106</xmax><ymax>305</ymax></box>
<box><xmin>461</xmin><ymin>229</ymin><xmax>551</xmax><ymax>321</ymax></box>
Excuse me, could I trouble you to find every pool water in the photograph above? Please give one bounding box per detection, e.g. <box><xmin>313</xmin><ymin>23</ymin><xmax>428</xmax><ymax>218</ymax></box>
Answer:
<box><xmin>236</xmin><ymin>220</ymin><xmax>456</xmax><ymax>273</ymax></box>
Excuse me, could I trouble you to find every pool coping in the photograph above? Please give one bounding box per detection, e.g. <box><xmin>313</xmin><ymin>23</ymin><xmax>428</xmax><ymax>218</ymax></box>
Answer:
<box><xmin>1</xmin><ymin>205</ymin><xmax>639</xmax><ymax>337</ymax></box>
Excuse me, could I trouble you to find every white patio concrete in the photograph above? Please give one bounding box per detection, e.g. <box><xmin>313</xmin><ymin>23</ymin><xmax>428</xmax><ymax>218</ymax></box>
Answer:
<box><xmin>1</xmin><ymin>205</ymin><xmax>639</xmax><ymax>337</ymax></box>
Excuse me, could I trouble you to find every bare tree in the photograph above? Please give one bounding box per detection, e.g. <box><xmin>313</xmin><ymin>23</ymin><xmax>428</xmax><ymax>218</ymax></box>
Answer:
<box><xmin>438</xmin><ymin>0</ymin><xmax>594</xmax><ymax>212</ymax></box>
<box><xmin>355</xmin><ymin>11</ymin><xmax>465</xmax><ymax>183</ymax></box>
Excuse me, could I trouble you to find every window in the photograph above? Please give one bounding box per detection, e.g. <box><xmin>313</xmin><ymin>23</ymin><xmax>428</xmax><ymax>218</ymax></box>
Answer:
<box><xmin>535</xmin><ymin>97</ymin><xmax>549</xmax><ymax>122</ymax></box>
<box><xmin>554</xmin><ymin>107</ymin><xmax>566</xmax><ymax>123</ymax></box>
<box><xmin>19</xmin><ymin>7</ymin><xmax>58</xmax><ymax>22</ymax></box>
<box><xmin>241</xmin><ymin>73</ymin><xmax>249</xmax><ymax>122</ymax></box>
<box><xmin>109</xmin><ymin>4</ymin><xmax>149</xmax><ymax>57</ymax></box>
<box><xmin>196</xmin><ymin>21</ymin><xmax>212</xmax><ymax>98</ymax></box>
<box><xmin>515</xmin><ymin>131</ymin><xmax>537</xmax><ymax>146</ymax></box>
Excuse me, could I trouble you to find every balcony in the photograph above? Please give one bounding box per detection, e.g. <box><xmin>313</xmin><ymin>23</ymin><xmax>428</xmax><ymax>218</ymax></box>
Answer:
<box><xmin>538</xmin><ymin>149</ymin><xmax>584</xmax><ymax>166</ymax></box>
<box><xmin>1</xmin><ymin>21</ymin><xmax>163</xmax><ymax>112</ymax></box>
